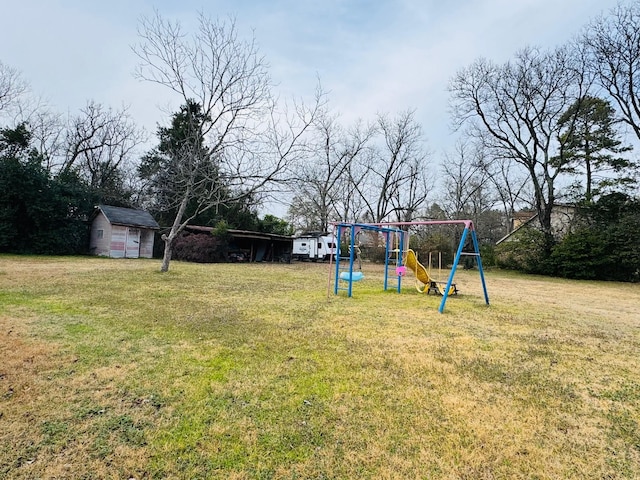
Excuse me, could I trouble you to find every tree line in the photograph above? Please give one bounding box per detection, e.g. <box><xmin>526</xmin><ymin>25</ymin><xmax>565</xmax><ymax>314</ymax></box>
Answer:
<box><xmin>447</xmin><ymin>3</ymin><xmax>640</xmax><ymax>280</ymax></box>
<box><xmin>1</xmin><ymin>5</ymin><xmax>639</xmax><ymax>278</ymax></box>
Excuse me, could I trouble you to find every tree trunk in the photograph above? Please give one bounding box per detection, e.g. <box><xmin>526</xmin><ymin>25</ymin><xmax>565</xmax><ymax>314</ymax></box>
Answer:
<box><xmin>585</xmin><ymin>158</ymin><xmax>592</xmax><ymax>202</ymax></box>
<box><xmin>159</xmin><ymin>193</ymin><xmax>190</xmax><ymax>272</ymax></box>
<box><xmin>160</xmin><ymin>234</ymin><xmax>173</xmax><ymax>272</ymax></box>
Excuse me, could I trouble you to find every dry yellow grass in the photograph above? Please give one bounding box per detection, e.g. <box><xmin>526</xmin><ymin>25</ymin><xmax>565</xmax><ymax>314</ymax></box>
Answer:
<box><xmin>1</xmin><ymin>255</ymin><xmax>639</xmax><ymax>479</ymax></box>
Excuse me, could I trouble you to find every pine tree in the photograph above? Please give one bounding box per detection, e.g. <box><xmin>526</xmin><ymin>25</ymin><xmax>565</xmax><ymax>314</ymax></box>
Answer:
<box><xmin>557</xmin><ymin>95</ymin><xmax>635</xmax><ymax>201</ymax></box>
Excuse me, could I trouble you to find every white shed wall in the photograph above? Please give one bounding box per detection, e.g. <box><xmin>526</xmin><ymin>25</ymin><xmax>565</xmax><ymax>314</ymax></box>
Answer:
<box><xmin>139</xmin><ymin>230</ymin><xmax>155</xmax><ymax>258</ymax></box>
<box><xmin>89</xmin><ymin>212</ymin><xmax>113</xmax><ymax>256</ymax></box>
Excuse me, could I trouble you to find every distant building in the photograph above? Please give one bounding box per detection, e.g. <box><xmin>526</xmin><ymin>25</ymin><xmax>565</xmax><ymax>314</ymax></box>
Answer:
<box><xmin>510</xmin><ymin>211</ymin><xmax>537</xmax><ymax>232</ymax></box>
<box><xmin>496</xmin><ymin>205</ymin><xmax>576</xmax><ymax>245</ymax></box>
<box><xmin>89</xmin><ymin>205</ymin><xmax>159</xmax><ymax>258</ymax></box>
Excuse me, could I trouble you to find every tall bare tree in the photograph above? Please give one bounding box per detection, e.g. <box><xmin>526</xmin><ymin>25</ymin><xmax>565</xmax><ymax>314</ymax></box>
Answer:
<box><xmin>133</xmin><ymin>11</ymin><xmax>321</xmax><ymax>271</ymax></box>
<box><xmin>480</xmin><ymin>154</ymin><xmax>533</xmax><ymax>233</ymax></box>
<box><xmin>288</xmin><ymin>112</ymin><xmax>374</xmax><ymax>232</ymax></box>
<box><xmin>24</xmin><ymin>108</ymin><xmax>66</xmax><ymax>172</ymax></box>
<box><xmin>0</xmin><ymin>61</ymin><xmax>28</xmax><ymax>117</ymax></box>
<box><xmin>441</xmin><ymin>140</ymin><xmax>493</xmax><ymax>219</ymax></box>
<box><xmin>464</xmin><ymin>132</ymin><xmax>534</xmax><ymax>233</ymax></box>
<box><xmin>61</xmin><ymin>101</ymin><xmax>145</xmax><ymax>203</ymax></box>
<box><xmin>0</xmin><ymin>65</ymin><xmax>66</xmax><ymax>172</ymax></box>
<box><xmin>449</xmin><ymin>46</ymin><xmax>586</xmax><ymax>247</ymax></box>
<box><xmin>356</xmin><ymin>110</ymin><xmax>431</xmax><ymax>223</ymax></box>
<box><xmin>340</xmin><ymin>149</ymin><xmax>372</xmax><ymax>223</ymax></box>
<box><xmin>584</xmin><ymin>3</ymin><xmax>640</xmax><ymax>142</ymax></box>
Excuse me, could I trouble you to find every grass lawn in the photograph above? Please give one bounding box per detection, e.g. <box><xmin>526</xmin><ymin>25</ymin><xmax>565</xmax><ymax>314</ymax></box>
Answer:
<box><xmin>1</xmin><ymin>255</ymin><xmax>640</xmax><ymax>479</ymax></box>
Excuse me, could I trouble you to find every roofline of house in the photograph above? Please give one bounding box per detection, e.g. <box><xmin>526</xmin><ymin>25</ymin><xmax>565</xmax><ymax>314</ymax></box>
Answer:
<box><xmin>495</xmin><ymin>213</ymin><xmax>539</xmax><ymax>245</ymax></box>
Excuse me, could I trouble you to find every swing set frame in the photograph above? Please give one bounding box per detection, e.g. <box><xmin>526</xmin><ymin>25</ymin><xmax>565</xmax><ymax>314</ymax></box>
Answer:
<box><xmin>328</xmin><ymin>220</ymin><xmax>490</xmax><ymax>314</ymax></box>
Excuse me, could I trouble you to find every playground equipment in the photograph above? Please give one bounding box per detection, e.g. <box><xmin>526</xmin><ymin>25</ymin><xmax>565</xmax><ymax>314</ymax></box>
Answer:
<box><xmin>339</xmin><ymin>270</ymin><xmax>364</xmax><ymax>282</ymax></box>
<box><xmin>329</xmin><ymin>220</ymin><xmax>489</xmax><ymax>313</ymax></box>
<box><xmin>405</xmin><ymin>249</ymin><xmax>457</xmax><ymax>296</ymax></box>
<box><xmin>331</xmin><ymin>223</ymin><xmax>405</xmax><ymax>298</ymax></box>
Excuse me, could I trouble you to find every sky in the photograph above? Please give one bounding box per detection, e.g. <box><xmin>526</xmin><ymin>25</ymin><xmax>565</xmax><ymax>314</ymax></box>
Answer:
<box><xmin>0</xmin><ymin>0</ymin><xmax>623</xmax><ymax>213</ymax></box>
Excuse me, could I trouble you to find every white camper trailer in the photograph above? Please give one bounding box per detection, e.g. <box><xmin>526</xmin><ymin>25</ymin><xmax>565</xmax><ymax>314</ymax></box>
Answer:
<box><xmin>292</xmin><ymin>233</ymin><xmax>338</xmax><ymax>261</ymax></box>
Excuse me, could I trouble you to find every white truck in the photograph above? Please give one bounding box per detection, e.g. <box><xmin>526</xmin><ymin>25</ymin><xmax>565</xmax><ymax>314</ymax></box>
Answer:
<box><xmin>292</xmin><ymin>233</ymin><xmax>338</xmax><ymax>261</ymax></box>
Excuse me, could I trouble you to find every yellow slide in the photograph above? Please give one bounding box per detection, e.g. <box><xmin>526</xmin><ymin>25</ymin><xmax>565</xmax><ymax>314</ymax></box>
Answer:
<box><xmin>404</xmin><ymin>249</ymin><xmax>456</xmax><ymax>295</ymax></box>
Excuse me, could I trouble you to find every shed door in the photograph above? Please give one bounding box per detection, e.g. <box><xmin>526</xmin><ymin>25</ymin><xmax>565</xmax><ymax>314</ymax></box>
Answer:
<box><xmin>125</xmin><ymin>228</ymin><xmax>140</xmax><ymax>258</ymax></box>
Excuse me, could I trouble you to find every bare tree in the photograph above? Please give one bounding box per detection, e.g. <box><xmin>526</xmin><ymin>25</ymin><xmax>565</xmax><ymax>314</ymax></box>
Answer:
<box><xmin>340</xmin><ymin>151</ymin><xmax>371</xmax><ymax>223</ymax></box>
<box><xmin>441</xmin><ymin>140</ymin><xmax>493</xmax><ymax>220</ymax></box>
<box><xmin>133</xmin><ymin>11</ymin><xmax>321</xmax><ymax>271</ymax></box>
<box><xmin>464</xmin><ymin>131</ymin><xmax>534</xmax><ymax>232</ymax></box>
<box><xmin>24</xmin><ymin>108</ymin><xmax>66</xmax><ymax>172</ymax></box>
<box><xmin>0</xmin><ymin>61</ymin><xmax>28</xmax><ymax>117</ymax></box>
<box><xmin>0</xmin><ymin>66</ymin><xmax>67</xmax><ymax>172</ymax></box>
<box><xmin>61</xmin><ymin>101</ymin><xmax>145</xmax><ymax>202</ymax></box>
<box><xmin>356</xmin><ymin>110</ymin><xmax>431</xmax><ymax>223</ymax></box>
<box><xmin>288</xmin><ymin>112</ymin><xmax>374</xmax><ymax>232</ymax></box>
<box><xmin>0</xmin><ymin>63</ymin><xmax>142</xmax><ymax>188</ymax></box>
<box><xmin>449</xmin><ymin>46</ymin><xmax>586</xmax><ymax>247</ymax></box>
<box><xmin>584</xmin><ymin>3</ymin><xmax>640</xmax><ymax>142</ymax></box>
<box><xmin>287</xmin><ymin>193</ymin><xmax>325</xmax><ymax>232</ymax></box>
<box><xmin>481</xmin><ymin>154</ymin><xmax>533</xmax><ymax>233</ymax></box>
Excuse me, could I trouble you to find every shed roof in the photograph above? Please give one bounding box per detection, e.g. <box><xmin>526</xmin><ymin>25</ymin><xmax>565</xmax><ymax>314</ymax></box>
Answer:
<box><xmin>97</xmin><ymin>205</ymin><xmax>160</xmax><ymax>229</ymax></box>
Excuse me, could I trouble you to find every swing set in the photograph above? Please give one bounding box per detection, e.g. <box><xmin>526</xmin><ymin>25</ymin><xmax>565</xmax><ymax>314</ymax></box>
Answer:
<box><xmin>328</xmin><ymin>220</ymin><xmax>490</xmax><ymax>313</ymax></box>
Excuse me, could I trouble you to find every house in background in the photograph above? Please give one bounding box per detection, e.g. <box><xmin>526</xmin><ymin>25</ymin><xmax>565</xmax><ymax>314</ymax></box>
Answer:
<box><xmin>496</xmin><ymin>204</ymin><xmax>576</xmax><ymax>245</ymax></box>
<box><xmin>89</xmin><ymin>205</ymin><xmax>160</xmax><ymax>258</ymax></box>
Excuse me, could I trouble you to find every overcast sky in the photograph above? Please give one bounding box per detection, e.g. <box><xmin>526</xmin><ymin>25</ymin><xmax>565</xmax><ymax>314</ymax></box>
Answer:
<box><xmin>1</xmin><ymin>0</ymin><xmax>622</xmax><ymax>212</ymax></box>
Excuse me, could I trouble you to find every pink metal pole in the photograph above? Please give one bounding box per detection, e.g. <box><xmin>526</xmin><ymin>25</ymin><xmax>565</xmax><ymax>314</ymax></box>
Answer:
<box><xmin>329</xmin><ymin>220</ymin><xmax>474</xmax><ymax>230</ymax></box>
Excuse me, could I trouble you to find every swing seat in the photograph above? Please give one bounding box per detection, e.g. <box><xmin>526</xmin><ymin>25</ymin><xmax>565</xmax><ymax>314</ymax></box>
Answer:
<box><xmin>339</xmin><ymin>271</ymin><xmax>364</xmax><ymax>282</ymax></box>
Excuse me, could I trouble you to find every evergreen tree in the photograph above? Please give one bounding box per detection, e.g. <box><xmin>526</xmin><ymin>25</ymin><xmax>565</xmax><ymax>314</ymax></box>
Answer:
<box><xmin>557</xmin><ymin>95</ymin><xmax>635</xmax><ymax>201</ymax></box>
<box><xmin>140</xmin><ymin>101</ymin><xmax>259</xmax><ymax>229</ymax></box>
<box><xmin>0</xmin><ymin>124</ymin><xmax>93</xmax><ymax>254</ymax></box>
<box><xmin>551</xmin><ymin>193</ymin><xmax>640</xmax><ymax>281</ymax></box>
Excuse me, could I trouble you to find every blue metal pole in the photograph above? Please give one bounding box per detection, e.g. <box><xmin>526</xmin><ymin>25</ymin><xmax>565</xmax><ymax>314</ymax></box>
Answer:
<box><xmin>438</xmin><ymin>226</ymin><xmax>469</xmax><ymax>314</ymax></box>
<box><xmin>471</xmin><ymin>229</ymin><xmax>490</xmax><ymax>306</ymax></box>
<box><xmin>348</xmin><ymin>225</ymin><xmax>355</xmax><ymax>297</ymax></box>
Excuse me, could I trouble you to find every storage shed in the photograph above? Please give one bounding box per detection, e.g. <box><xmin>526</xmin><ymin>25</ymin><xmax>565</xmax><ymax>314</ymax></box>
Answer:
<box><xmin>89</xmin><ymin>205</ymin><xmax>160</xmax><ymax>258</ymax></box>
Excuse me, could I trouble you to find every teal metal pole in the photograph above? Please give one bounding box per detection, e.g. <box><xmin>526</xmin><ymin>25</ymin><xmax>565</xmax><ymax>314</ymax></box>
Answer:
<box><xmin>438</xmin><ymin>226</ymin><xmax>469</xmax><ymax>314</ymax></box>
<box><xmin>347</xmin><ymin>225</ymin><xmax>355</xmax><ymax>297</ymax></box>
<box><xmin>471</xmin><ymin>229</ymin><xmax>490</xmax><ymax>305</ymax></box>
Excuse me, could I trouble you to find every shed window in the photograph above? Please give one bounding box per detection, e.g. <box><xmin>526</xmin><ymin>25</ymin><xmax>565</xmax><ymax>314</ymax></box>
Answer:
<box><xmin>97</xmin><ymin>229</ymin><xmax>104</xmax><ymax>239</ymax></box>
